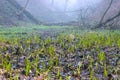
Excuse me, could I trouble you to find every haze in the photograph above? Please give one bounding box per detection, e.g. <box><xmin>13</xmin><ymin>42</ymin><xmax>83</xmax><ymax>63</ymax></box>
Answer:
<box><xmin>1</xmin><ymin>0</ymin><xmax>120</xmax><ymax>79</ymax></box>
<box><xmin>17</xmin><ymin>0</ymin><xmax>101</xmax><ymax>11</ymax></box>
<box><xmin>51</xmin><ymin>0</ymin><xmax>102</xmax><ymax>11</ymax></box>
<box><xmin>16</xmin><ymin>0</ymin><xmax>102</xmax><ymax>23</ymax></box>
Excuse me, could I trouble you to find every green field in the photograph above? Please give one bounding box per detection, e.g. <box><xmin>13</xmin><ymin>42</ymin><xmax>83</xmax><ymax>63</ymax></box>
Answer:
<box><xmin>0</xmin><ymin>25</ymin><xmax>120</xmax><ymax>79</ymax></box>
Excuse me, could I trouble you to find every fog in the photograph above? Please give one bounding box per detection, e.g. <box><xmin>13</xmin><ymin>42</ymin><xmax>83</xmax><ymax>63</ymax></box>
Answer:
<box><xmin>19</xmin><ymin>0</ymin><xmax>102</xmax><ymax>11</ymax></box>
<box><xmin>16</xmin><ymin>0</ymin><xmax>102</xmax><ymax>23</ymax></box>
<box><xmin>1</xmin><ymin>0</ymin><xmax>120</xmax><ymax>79</ymax></box>
<box><xmin>50</xmin><ymin>0</ymin><xmax>102</xmax><ymax>11</ymax></box>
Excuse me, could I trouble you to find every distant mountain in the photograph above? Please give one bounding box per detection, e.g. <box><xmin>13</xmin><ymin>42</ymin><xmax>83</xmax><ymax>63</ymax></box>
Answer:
<box><xmin>0</xmin><ymin>0</ymin><xmax>39</xmax><ymax>26</ymax></box>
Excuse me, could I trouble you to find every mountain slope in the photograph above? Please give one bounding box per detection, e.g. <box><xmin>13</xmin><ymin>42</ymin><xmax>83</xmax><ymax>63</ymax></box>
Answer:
<box><xmin>0</xmin><ymin>0</ymin><xmax>39</xmax><ymax>26</ymax></box>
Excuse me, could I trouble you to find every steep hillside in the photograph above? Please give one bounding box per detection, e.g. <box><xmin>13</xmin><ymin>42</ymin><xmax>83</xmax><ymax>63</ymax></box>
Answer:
<box><xmin>0</xmin><ymin>0</ymin><xmax>39</xmax><ymax>26</ymax></box>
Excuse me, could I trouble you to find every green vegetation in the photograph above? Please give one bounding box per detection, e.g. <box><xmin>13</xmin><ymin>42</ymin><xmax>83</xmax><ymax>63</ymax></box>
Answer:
<box><xmin>0</xmin><ymin>25</ymin><xmax>119</xmax><ymax>79</ymax></box>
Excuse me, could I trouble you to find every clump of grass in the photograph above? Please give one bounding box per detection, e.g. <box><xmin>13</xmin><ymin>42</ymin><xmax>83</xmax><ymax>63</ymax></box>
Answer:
<box><xmin>48</xmin><ymin>59</ymin><xmax>54</xmax><ymax>70</ymax></box>
<box><xmin>1</xmin><ymin>55</ymin><xmax>12</xmax><ymax>72</ymax></box>
<box><xmin>14</xmin><ymin>74</ymin><xmax>19</xmax><ymax>80</ymax></box>
<box><xmin>88</xmin><ymin>57</ymin><xmax>95</xmax><ymax>79</ymax></box>
<box><xmin>25</xmin><ymin>58</ymin><xmax>31</xmax><ymax>76</ymax></box>
<box><xmin>47</xmin><ymin>45</ymin><xmax>56</xmax><ymax>57</ymax></box>
<box><xmin>66</xmin><ymin>76</ymin><xmax>71</xmax><ymax>80</ymax></box>
<box><xmin>69</xmin><ymin>45</ymin><xmax>76</xmax><ymax>53</ymax></box>
<box><xmin>117</xmin><ymin>39</ymin><xmax>120</xmax><ymax>49</ymax></box>
<box><xmin>45</xmin><ymin>37</ymin><xmax>51</xmax><ymax>45</ymax></box>
<box><xmin>104</xmin><ymin>64</ymin><xmax>108</xmax><ymax>77</ymax></box>
<box><xmin>98</xmin><ymin>52</ymin><xmax>106</xmax><ymax>65</ymax></box>
<box><xmin>56</xmin><ymin>68</ymin><xmax>60</xmax><ymax>78</ymax></box>
<box><xmin>32</xmin><ymin>55</ymin><xmax>40</xmax><ymax>75</ymax></box>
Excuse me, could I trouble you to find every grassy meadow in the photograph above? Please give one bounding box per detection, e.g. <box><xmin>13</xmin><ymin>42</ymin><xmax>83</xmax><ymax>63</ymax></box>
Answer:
<box><xmin>0</xmin><ymin>25</ymin><xmax>120</xmax><ymax>80</ymax></box>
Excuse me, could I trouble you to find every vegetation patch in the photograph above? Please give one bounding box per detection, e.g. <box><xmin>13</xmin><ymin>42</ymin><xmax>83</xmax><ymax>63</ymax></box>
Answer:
<box><xmin>0</xmin><ymin>26</ymin><xmax>120</xmax><ymax>79</ymax></box>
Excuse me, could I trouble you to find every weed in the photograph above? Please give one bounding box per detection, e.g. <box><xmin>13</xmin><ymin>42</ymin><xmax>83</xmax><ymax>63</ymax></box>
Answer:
<box><xmin>98</xmin><ymin>52</ymin><xmax>106</xmax><ymax>65</ymax></box>
<box><xmin>56</xmin><ymin>68</ymin><xmax>60</xmax><ymax>78</ymax></box>
<box><xmin>25</xmin><ymin>58</ymin><xmax>31</xmax><ymax>76</ymax></box>
<box><xmin>66</xmin><ymin>76</ymin><xmax>71</xmax><ymax>80</ymax></box>
<box><xmin>104</xmin><ymin>64</ymin><xmax>108</xmax><ymax>77</ymax></box>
